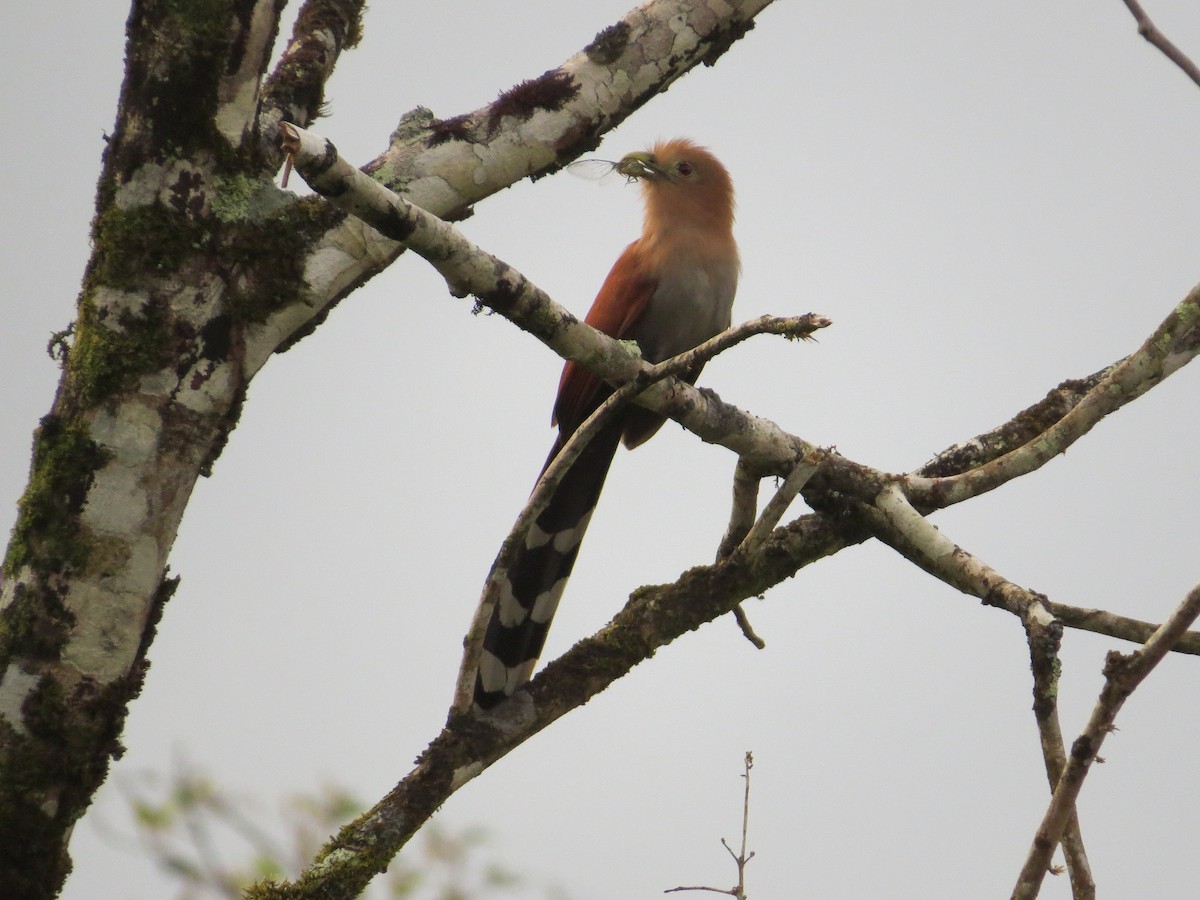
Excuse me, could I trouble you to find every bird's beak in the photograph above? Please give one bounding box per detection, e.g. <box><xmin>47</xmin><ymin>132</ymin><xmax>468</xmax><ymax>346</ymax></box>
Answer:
<box><xmin>615</xmin><ymin>151</ymin><xmax>665</xmax><ymax>181</ymax></box>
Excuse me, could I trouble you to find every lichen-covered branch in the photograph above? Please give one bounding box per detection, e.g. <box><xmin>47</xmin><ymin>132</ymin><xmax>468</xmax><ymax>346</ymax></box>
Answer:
<box><xmin>250</xmin><ymin>0</ymin><xmax>778</xmax><ymax>370</ymax></box>
<box><xmin>899</xmin><ymin>282</ymin><xmax>1200</xmax><ymax>508</ymax></box>
<box><xmin>1024</xmin><ymin>606</ymin><xmax>1095</xmax><ymax>899</ymax></box>
<box><xmin>259</xmin><ymin>0</ymin><xmax>367</xmax><ymax>161</ymax></box>
<box><xmin>1011</xmin><ymin>583</ymin><xmax>1200</xmax><ymax>899</ymax></box>
<box><xmin>0</xmin><ymin>1</ymin><xmax>293</xmax><ymax>892</ymax></box>
<box><xmin>279</xmin><ymin>122</ymin><xmax>820</xmax><ymax>472</ymax></box>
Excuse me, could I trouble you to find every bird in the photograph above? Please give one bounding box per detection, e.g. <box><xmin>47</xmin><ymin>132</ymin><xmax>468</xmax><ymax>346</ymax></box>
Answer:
<box><xmin>474</xmin><ymin>138</ymin><xmax>740</xmax><ymax>710</ymax></box>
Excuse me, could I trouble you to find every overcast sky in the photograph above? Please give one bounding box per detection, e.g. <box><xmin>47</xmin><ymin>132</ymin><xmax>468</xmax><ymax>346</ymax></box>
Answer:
<box><xmin>5</xmin><ymin>2</ymin><xmax>1200</xmax><ymax>898</ymax></box>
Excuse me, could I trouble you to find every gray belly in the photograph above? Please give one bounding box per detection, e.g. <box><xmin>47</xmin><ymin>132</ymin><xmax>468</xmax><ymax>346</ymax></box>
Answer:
<box><xmin>629</xmin><ymin>264</ymin><xmax>738</xmax><ymax>363</ymax></box>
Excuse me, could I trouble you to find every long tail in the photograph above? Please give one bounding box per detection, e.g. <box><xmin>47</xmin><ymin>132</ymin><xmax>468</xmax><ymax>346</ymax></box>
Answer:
<box><xmin>473</xmin><ymin>417</ymin><xmax>625</xmax><ymax>709</ymax></box>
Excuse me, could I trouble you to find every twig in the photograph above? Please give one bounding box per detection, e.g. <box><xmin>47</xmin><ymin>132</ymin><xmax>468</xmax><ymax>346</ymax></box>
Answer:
<box><xmin>729</xmin><ymin>606</ymin><xmax>766</xmax><ymax>650</ymax></box>
<box><xmin>715</xmin><ymin>468</ymin><xmax>766</xmax><ymax>650</ymax></box>
<box><xmin>1120</xmin><ymin>0</ymin><xmax>1200</xmax><ymax>89</ymax></box>
<box><xmin>716</xmin><ymin>460</ymin><xmax>759</xmax><ymax>560</ymax></box>
<box><xmin>1011</xmin><ymin>582</ymin><xmax>1200</xmax><ymax>899</ymax></box>
<box><xmin>666</xmin><ymin>752</ymin><xmax>756</xmax><ymax>899</ymax></box>
<box><xmin>1023</xmin><ymin>605</ymin><xmax>1095</xmax><ymax>898</ymax></box>
<box><xmin>1049</xmin><ymin>602</ymin><xmax>1200</xmax><ymax>655</ymax></box>
<box><xmin>715</xmin><ymin>451</ymin><xmax>824</xmax><ymax>650</ymax></box>
<box><xmin>716</xmin><ymin>462</ymin><xmax>768</xmax><ymax>648</ymax></box>
<box><xmin>713</xmin><ymin>451</ymin><xmax>823</xmax><ymax>650</ymax></box>
<box><xmin>736</xmin><ymin>751</ymin><xmax>754</xmax><ymax>889</ymax></box>
<box><xmin>737</xmin><ymin>451</ymin><xmax>822</xmax><ymax>554</ymax></box>
<box><xmin>868</xmin><ymin>483</ymin><xmax>1053</xmax><ymax>618</ymax></box>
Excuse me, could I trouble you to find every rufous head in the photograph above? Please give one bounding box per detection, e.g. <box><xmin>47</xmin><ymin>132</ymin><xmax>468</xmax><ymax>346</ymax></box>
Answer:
<box><xmin>615</xmin><ymin>138</ymin><xmax>736</xmax><ymax>234</ymax></box>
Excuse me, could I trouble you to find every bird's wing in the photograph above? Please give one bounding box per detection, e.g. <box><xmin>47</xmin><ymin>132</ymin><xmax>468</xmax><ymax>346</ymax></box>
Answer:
<box><xmin>552</xmin><ymin>241</ymin><xmax>657</xmax><ymax>432</ymax></box>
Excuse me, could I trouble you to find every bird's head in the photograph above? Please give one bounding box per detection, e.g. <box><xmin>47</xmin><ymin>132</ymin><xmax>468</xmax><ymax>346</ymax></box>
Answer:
<box><xmin>615</xmin><ymin>138</ymin><xmax>736</xmax><ymax>234</ymax></box>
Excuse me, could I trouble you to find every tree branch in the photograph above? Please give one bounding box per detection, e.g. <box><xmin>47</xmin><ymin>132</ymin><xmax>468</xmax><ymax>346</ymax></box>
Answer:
<box><xmin>716</xmin><ymin>461</ymin><xmax>767</xmax><ymax>647</ymax></box>
<box><xmin>253</xmin><ymin>0</ymin><xmax>778</xmax><ymax>367</ymax></box>
<box><xmin>1024</xmin><ymin>605</ymin><xmax>1095</xmax><ymax>898</ymax></box>
<box><xmin>899</xmin><ymin>281</ymin><xmax>1200</xmax><ymax>508</ymax></box>
<box><xmin>862</xmin><ymin>484</ymin><xmax>1200</xmax><ymax>899</ymax></box>
<box><xmin>864</xmin><ymin>486</ymin><xmax>1100</xmax><ymax>895</ymax></box>
<box><xmin>1011</xmin><ymin>582</ymin><xmax>1200</xmax><ymax>899</ymax></box>
<box><xmin>666</xmin><ymin>751</ymin><xmax>755</xmax><ymax>898</ymax></box>
<box><xmin>1120</xmin><ymin>0</ymin><xmax>1200</xmax><ymax>89</ymax></box>
<box><xmin>717</xmin><ymin>460</ymin><xmax>761</xmax><ymax>559</ymax></box>
<box><xmin>736</xmin><ymin>452</ymin><xmax>822</xmax><ymax>554</ymax></box>
<box><xmin>280</xmin><ymin>122</ymin><xmax>823</xmax><ymax>473</ymax></box>
<box><xmin>867</xmin><ymin>483</ymin><xmax>1051</xmax><ymax>619</ymax></box>
<box><xmin>258</xmin><ymin>443</ymin><xmax>1200</xmax><ymax>896</ymax></box>
<box><xmin>259</xmin><ymin>0</ymin><xmax>367</xmax><ymax>162</ymax></box>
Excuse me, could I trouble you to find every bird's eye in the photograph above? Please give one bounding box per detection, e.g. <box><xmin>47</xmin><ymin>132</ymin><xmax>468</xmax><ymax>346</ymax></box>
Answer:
<box><xmin>675</xmin><ymin>161</ymin><xmax>694</xmax><ymax>177</ymax></box>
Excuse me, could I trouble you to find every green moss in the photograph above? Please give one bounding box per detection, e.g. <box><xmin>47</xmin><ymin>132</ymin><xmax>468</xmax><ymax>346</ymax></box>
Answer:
<box><xmin>211</xmin><ymin>173</ymin><xmax>292</xmax><ymax>224</ymax></box>
<box><xmin>82</xmin><ymin>536</ymin><xmax>133</xmax><ymax>580</ymax></box>
<box><xmin>0</xmin><ymin>584</ymin><xmax>69</xmax><ymax>669</ymax></box>
<box><xmin>22</xmin><ymin>677</ymin><xmax>68</xmax><ymax>746</ymax></box>
<box><xmin>159</xmin><ymin>0</ymin><xmax>234</xmax><ymax>44</ymax></box>
<box><xmin>0</xmin><ymin>717</ymin><xmax>70</xmax><ymax>898</ymax></box>
<box><xmin>68</xmin><ymin>295</ymin><xmax>172</xmax><ymax>408</ymax></box>
<box><xmin>222</xmin><ymin>199</ymin><xmax>341</xmax><ymax>323</ymax></box>
<box><xmin>209</xmin><ymin>173</ymin><xmax>256</xmax><ymax>223</ymax></box>
<box><xmin>91</xmin><ymin>205</ymin><xmax>213</xmax><ymax>290</ymax></box>
<box><xmin>132</xmin><ymin>0</ymin><xmax>232</xmax><ymax>155</ymax></box>
<box><xmin>4</xmin><ymin>416</ymin><xmax>108</xmax><ymax>582</ymax></box>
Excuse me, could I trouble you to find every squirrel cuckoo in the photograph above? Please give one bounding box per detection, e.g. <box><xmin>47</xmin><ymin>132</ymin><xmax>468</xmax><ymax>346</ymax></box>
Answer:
<box><xmin>474</xmin><ymin>138</ymin><xmax>739</xmax><ymax>709</ymax></box>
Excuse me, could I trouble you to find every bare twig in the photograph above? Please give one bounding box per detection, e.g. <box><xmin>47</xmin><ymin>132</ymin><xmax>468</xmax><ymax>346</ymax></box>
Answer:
<box><xmin>1049</xmin><ymin>602</ymin><xmax>1200</xmax><ymax>654</ymax></box>
<box><xmin>666</xmin><ymin>752</ymin><xmax>755</xmax><ymax>899</ymax></box>
<box><xmin>717</xmin><ymin>461</ymin><xmax>760</xmax><ymax>559</ymax></box>
<box><xmin>1120</xmin><ymin>0</ymin><xmax>1200</xmax><ymax>89</ymax></box>
<box><xmin>868</xmin><ymin>483</ymin><xmax>1053</xmax><ymax>618</ymax></box>
<box><xmin>717</xmin><ymin>463</ymin><xmax>765</xmax><ymax>646</ymax></box>
<box><xmin>737</xmin><ymin>451</ymin><xmax>823</xmax><ymax>554</ymax></box>
<box><xmin>713</xmin><ymin>451</ymin><xmax>823</xmax><ymax>651</ymax></box>
<box><xmin>729</xmin><ymin>606</ymin><xmax>766</xmax><ymax>650</ymax></box>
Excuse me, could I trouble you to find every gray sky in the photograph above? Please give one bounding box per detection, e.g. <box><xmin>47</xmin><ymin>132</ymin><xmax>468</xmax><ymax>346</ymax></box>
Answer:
<box><xmin>5</xmin><ymin>2</ymin><xmax>1200</xmax><ymax>897</ymax></box>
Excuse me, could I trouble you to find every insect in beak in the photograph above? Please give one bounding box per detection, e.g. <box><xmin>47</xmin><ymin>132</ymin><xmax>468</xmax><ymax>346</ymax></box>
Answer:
<box><xmin>614</xmin><ymin>151</ymin><xmax>664</xmax><ymax>181</ymax></box>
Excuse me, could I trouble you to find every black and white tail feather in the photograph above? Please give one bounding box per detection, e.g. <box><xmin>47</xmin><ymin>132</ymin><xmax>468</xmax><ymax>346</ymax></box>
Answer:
<box><xmin>473</xmin><ymin>416</ymin><xmax>624</xmax><ymax>709</ymax></box>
